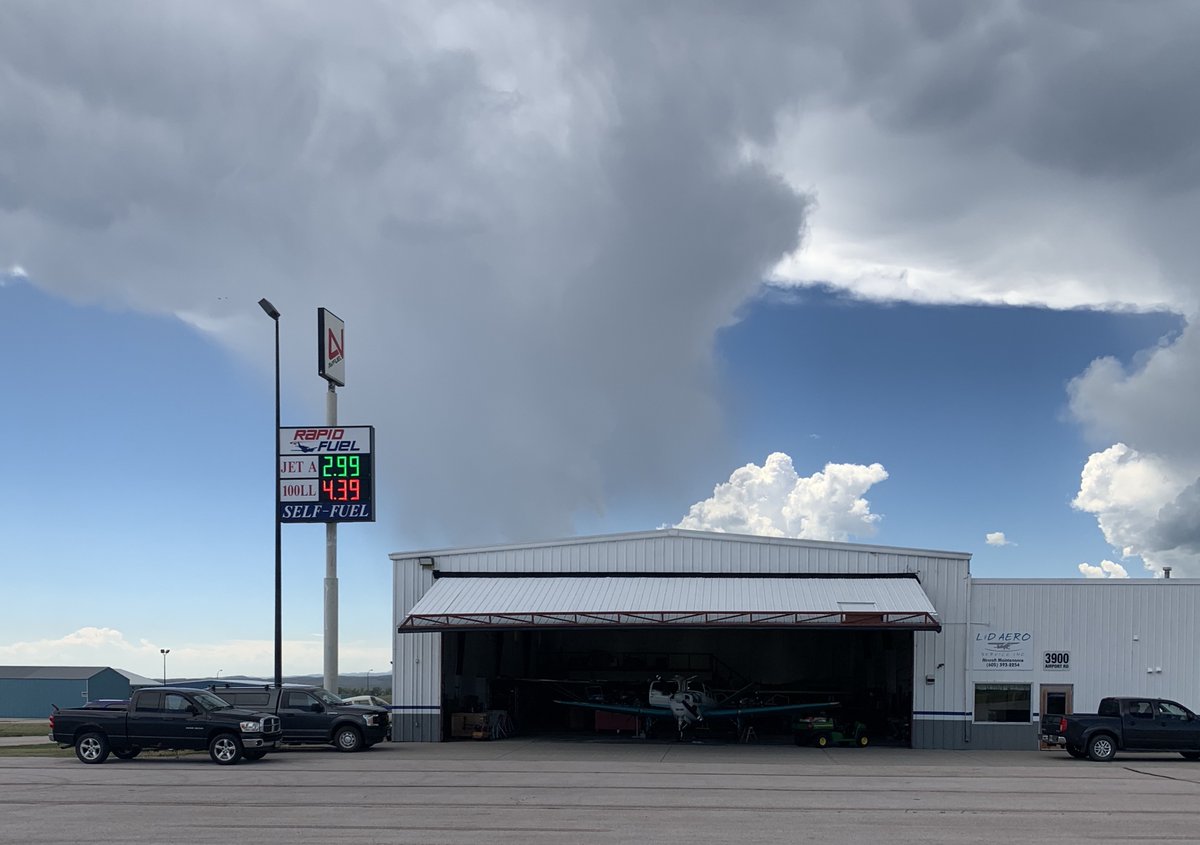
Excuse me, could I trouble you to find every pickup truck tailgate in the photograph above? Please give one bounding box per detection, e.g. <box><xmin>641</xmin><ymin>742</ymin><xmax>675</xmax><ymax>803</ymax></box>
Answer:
<box><xmin>1039</xmin><ymin>714</ymin><xmax>1067</xmax><ymax>746</ymax></box>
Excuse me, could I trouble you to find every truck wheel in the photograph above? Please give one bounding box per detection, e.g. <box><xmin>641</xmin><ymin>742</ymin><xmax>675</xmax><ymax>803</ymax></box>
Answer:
<box><xmin>209</xmin><ymin>733</ymin><xmax>244</xmax><ymax>765</ymax></box>
<box><xmin>334</xmin><ymin>725</ymin><xmax>363</xmax><ymax>752</ymax></box>
<box><xmin>1180</xmin><ymin>752</ymin><xmax>1200</xmax><ymax>760</ymax></box>
<box><xmin>242</xmin><ymin>749</ymin><xmax>268</xmax><ymax>761</ymax></box>
<box><xmin>1066</xmin><ymin>745</ymin><xmax>1088</xmax><ymax>759</ymax></box>
<box><xmin>112</xmin><ymin>747</ymin><xmax>141</xmax><ymax>760</ymax></box>
<box><xmin>75</xmin><ymin>732</ymin><xmax>110</xmax><ymax>764</ymax></box>
<box><xmin>1087</xmin><ymin>734</ymin><xmax>1117</xmax><ymax>762</ymax></box>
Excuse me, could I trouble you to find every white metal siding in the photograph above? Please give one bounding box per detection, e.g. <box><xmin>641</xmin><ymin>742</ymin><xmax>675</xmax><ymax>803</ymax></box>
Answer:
<box><xmin>391</xmin><ymin>557</ymin><xmax>440</xmax><ymax>740</ymax></box>
<box><xmin>971</xmin><ymin>580</ymin><xmax>1200</xmax><ymax>713</ymax></box>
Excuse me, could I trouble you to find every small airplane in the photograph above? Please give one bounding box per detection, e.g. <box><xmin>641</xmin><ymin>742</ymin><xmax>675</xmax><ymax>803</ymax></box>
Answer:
<box><xmin>555</xmin><ymin>675</ymin><xmax>837</xmax><ymax>740</ymax></box>
<box><xmin>291</xmin><ymin>441</ymin><xmax>317</xmax><ymax>453</ymax></box>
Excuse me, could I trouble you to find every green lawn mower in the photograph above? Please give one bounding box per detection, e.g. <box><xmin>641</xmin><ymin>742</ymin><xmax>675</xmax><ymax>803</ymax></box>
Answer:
<box><xmin>793</xmin><ymin>715</ymin><xmax>870</xmax><ymax>748</ymax></box>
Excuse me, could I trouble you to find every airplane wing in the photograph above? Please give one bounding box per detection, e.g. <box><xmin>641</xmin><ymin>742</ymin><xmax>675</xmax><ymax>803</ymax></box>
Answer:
<box><xmin>553</xmin><ymin>700</ymin><xmax>669</xmax><ymax>717</ymax></box>
<box><xmin>704</xmin><ymin>701</ymin><xmax>839</xmax><ymax>719</ymax></box>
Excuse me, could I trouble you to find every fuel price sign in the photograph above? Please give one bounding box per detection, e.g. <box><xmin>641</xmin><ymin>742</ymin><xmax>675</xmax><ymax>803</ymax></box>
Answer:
<box><xmin>278</xmin><ymin>426</ymin><xmax>376</xmax><ymax>523</ymax></box>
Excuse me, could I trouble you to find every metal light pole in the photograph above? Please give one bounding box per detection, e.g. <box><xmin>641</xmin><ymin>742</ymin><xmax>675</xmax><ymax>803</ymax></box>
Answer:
<box><xmin>160</xmin><ymin>649</ymin><xmax>170</xmax><ymax>686</ymax></box>
<box><xmin>258</xmin><ymin>298</ymin><xmax>283</xmax><ymax>689</ymax></box>
<box><xmin>216</xmin><ymin>669</ymin><xmax>222</xmax><ymax>680</ymax></box>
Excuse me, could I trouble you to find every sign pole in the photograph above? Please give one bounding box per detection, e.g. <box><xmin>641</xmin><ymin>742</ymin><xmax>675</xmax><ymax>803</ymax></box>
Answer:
<box><xmin>324</xmin><ymin>381</ymin><xmax>339</xmax><ymax>695</ymax></box>
<box><xmin>316</xmin><ymin>307</ymin><xmax>347</xmax><ymax>697</ymax></box>
<box><xmin>257</xmin><ymin>298</ymin><xmax>284</xmax><ymax>690</ymax></box>
<box><xmin>273</xmin><ymin>317</ymin><xmax>283</xmax><ymax>689</ymax></box>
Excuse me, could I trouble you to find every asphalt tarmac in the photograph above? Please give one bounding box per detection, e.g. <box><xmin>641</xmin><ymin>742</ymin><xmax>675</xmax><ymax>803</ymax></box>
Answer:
<box><xmin>3</xmin><ymin>738</ymin><xmax>1199</xmax><ymax>844</ymax></box>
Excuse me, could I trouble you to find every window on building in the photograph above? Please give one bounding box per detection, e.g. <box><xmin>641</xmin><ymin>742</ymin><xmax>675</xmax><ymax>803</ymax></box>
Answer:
<box><xmin>974</xmin><ymin>684</ymin><xmax>1031</xmax><ymax>723</ymax></box>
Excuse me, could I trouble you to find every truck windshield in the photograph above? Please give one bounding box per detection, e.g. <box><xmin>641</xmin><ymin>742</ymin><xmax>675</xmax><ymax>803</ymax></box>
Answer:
<box><xmin>193</xmin><ymin>691</ymin><xmax>232</xmax><ymax>711</ymax></box>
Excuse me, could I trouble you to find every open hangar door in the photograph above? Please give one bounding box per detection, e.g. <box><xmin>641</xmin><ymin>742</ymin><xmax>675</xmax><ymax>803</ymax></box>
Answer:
<box><xmin>440</xmin><ymin>627</ymin><xmax>915</xmax><ymax>744</ymax></box>
<box><xmin>400</xmin><ymin>574</ymin><xmax>936</xmax><ymax>745</ymax></box>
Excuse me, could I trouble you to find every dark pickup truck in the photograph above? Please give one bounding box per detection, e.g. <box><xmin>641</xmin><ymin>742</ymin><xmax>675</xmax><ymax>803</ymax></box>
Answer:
<box><xmin>1040</xmin><ymin>696</ymin><xmax>1200</xmax><ymax>762</ymax></box>
<box><xmin>208</xmin><ymin>683</ymin><xmax>389</xmax><ymax>751</ymax></box>
<box><xmin>49</xmin><ymin>687</ymin><xmax>282</xmax><ymax>765</ymax></box>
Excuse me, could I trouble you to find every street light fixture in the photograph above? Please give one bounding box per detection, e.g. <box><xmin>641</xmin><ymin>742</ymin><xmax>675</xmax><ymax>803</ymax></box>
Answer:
<box><xmin>160</xmin><ymin>649</ymin><xmax>170</xmax><ymax>686</ymax></box>
<box><xmin>258</xmin><ymin>297</ymin><xmax>283</xmax><ymax>689</ymax></box>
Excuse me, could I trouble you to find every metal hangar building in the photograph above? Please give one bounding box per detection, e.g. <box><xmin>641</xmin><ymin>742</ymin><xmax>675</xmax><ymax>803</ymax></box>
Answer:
<box><xmin>390</xmin><ymin>529</ymin><xmax>1200</xmax><ymax>749</ymax></box>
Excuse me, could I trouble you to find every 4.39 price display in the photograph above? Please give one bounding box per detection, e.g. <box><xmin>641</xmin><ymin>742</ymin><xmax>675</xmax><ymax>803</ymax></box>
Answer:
<box><xmin>320</xmin><ymin>455</ymin><xmax>363</xmax><ymax>502</ymax></box>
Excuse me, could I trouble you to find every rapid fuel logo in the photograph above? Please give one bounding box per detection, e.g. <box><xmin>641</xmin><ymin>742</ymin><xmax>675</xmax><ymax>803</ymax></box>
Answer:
<box><xmin>289</xmin><ymin>428</ymin><xmax>360</xmax><ymax>452</ymax></box>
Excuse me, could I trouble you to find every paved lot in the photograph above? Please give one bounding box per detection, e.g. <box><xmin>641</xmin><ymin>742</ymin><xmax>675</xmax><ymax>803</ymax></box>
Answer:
<box><xmin>3</xmin><ymin>738</ymin><xmax>1200</xmax><ymax>844</ymax></box>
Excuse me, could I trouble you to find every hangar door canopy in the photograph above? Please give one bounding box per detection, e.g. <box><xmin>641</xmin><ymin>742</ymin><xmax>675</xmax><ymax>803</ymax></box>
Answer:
<box><xmin>398</xmin><ymin>575</ymin><xmax>941</xmax><ymax>633</ymax></box>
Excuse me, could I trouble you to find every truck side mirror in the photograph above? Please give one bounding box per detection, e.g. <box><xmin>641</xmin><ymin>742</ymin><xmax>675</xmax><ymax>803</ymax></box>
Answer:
<box><xmin>312</xmin><ymin>703</ymin><xmax>324</xmax><ymax>713</ymax></box>
<box><xmin>187</xmin><ymin>706</ymin><xmax>199</xmax><ymax>716</ymax></box>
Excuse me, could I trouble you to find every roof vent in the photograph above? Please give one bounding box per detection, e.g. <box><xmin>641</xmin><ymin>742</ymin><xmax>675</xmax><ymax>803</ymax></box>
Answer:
<box><xmin>1163</xmin><ymin>566</ymin><xmax>1173</xmax><ymax>579</ymax></box>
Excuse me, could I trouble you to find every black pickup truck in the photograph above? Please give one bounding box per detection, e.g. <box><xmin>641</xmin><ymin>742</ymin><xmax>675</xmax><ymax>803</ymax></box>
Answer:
<box><xmin>207</xmin><ymin>683</ymin><xmax>389</xmax><ymax>751</ymax></box>
<box><xmin>49</xmin><ymin>687</ymin><xmax>282</xmax><ymax>765</ymax></box>
<box><xmin>1040</xmin><ymin>697</ymin><xmax>1200</xmax><ymax>762</ymax></box>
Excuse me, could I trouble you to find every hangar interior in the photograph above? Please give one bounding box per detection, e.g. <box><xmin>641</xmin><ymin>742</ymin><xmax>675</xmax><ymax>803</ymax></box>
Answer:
<box><xmin>440</xmin><ymin>627</ymin><xmax>914</xmax><ymax>743</ymax></box>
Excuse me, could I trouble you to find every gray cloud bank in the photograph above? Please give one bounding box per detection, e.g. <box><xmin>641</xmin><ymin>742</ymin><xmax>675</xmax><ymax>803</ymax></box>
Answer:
<box><xmin>4</xmin><ymin>1</ymin><xmax>1200</xmax><ymax>554</ymax></box>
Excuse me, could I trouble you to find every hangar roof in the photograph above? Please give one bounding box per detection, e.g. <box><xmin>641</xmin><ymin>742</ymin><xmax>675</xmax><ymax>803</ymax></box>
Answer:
<box><xmin>398</xmin><ymin>575</ymin><xmax>940</xmax><ymax>632</ymax></box>
<box><xmin>390</xmin><ymin>528</ymin><xmax>972</xmax><ymax>562</ymax></box>
<box><xmin>0</xmin><ymin>666</ymin><xmax>114</xmax><ymax>680</ymax></box>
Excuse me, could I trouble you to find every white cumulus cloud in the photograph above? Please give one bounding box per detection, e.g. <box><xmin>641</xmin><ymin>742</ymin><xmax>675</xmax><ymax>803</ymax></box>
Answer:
<box><xmin>674</xmin><ymin>452</ymin><xmax>887</xmax><ymax>542</ymax></box>
<box><xmin>985</xmin><ymin>532</ymin><xmax>1011</xmax><ymax>547</ymax></box>
<box><xmin>1078</xmin><ymin>560</ymin><xmax>1129</xmax><ymax>579</ymax></box>
<box><xmin>1070</xmin><ymin>443</ymin><xmax>1196</xmax><ymax>576</ymax></box>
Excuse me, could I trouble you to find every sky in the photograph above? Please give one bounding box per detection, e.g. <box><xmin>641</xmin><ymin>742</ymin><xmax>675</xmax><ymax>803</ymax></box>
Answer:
<box><xmin>3</xmin><ymin>1</ymin><xmax>1200</xmax><ymax>680</ymax></box>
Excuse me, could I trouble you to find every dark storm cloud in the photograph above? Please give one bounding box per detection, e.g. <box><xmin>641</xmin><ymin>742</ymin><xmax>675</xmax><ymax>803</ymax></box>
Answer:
<box><xmin>769</xmin><ymin>1</ymin><xmax>1200</xmax><ymax>313</ymax></box>
<box><xmin>1149</xmin><ymin>480</ymin><xmax>1200</xmax><ymax>556</ymax></box>
<box><xmin>4</xmin><ymin>0</ymin><xmax>1200</xmax><ymax>549</ymax></box>
<box><xmin>0</xmin><ymin>1</ymin><xmax>810</xmax><ymax>545</ymax></box>
<box><xmin>841</xmin><ymin>1</ymin><xmax>1200</xmax><ymax>184</ymax></box>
